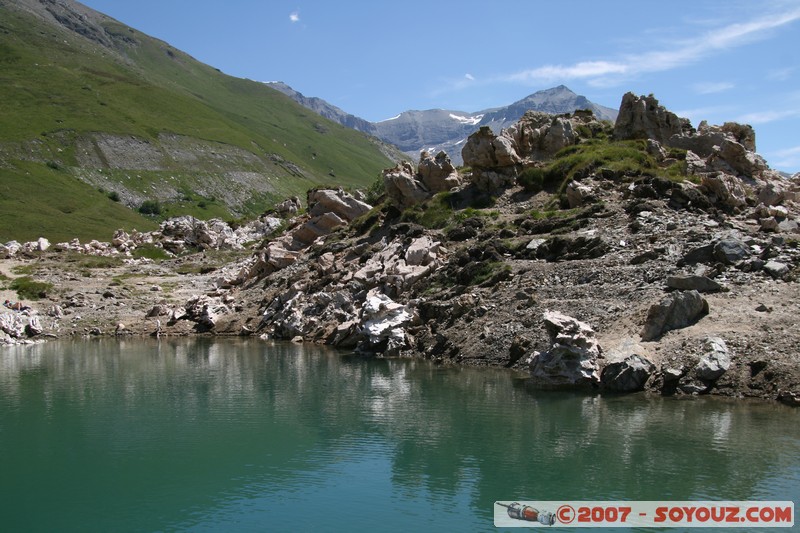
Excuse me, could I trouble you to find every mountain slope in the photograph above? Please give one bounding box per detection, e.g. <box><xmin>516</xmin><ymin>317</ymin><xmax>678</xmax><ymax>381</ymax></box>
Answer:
<box><xmin>0</xmin><ymin>0</ymin><xmax>393</xmax><ymax>241</ymax></box>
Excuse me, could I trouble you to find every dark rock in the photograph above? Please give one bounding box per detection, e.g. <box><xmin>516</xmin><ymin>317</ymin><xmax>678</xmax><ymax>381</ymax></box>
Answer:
<box><xmin>630</xmin><ymin>249</ymin><xmax>662</xmax><ymax>265</ymax></box>
<box><xmin>680</xmin><ymin>243</ymin><xmax>715</xmax><ymax>266</ymax></box>
<box><xmin>535</xmin><ymin>236</ymin><xmax>608</xmax><ymax>262</ymax></box>
<box><xmin>778</xmin><ymin>390</ymin><xmax>800</xmax><ymax>407</ymax></box>
<box><xmin>640</xmin><ymin>290</ymin><xmax>709</xmax><ymax>341</ymax></box>
<box><xmin>601</xmin><ymin>355</ymin><xmax>656</xmax><ymax>392</ymax></box>
<box><xmin>666</xmin><ymin>275</ymin><xmax>722</xmax><ymax>292</ymax></box>
<box><xmin>509</xmin><ymin>335</ymin><xmax>531</xmax><ymax>364</ymax></box>
<box><xmin>679</xmin><ymin>379</ymin><xmax>708</xmax><ymax>394</ymax></box>
<box><xmin>713</xmin><ymin>237</ymin><xmax>750</xmax><ymax>265</ymax></box>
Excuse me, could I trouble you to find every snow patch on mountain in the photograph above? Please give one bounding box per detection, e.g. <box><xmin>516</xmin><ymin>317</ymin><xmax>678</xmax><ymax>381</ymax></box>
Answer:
<box><xmin>449</xmin><ymin>113</ymin><xmax>483</xmax><ymax>125</ymax></box>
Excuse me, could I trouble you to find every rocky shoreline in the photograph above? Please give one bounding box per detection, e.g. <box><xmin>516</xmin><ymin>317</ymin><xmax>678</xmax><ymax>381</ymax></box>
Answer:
<box><xmin>2</xmin><ymin>93</ymin><xmax>799</xmax><ymax>407</ymax></box>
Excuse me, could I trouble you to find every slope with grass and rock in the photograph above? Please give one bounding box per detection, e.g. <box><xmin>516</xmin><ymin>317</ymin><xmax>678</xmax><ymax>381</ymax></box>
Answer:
<box><xmin>3</xmin><ymin>91</ymin><xmax>800</xmax><ymax>407</ymax></box>
<box><xmin>0</xmin><ymin>0</ymin><xmax>398</xmax><ymax>242</ymax></box>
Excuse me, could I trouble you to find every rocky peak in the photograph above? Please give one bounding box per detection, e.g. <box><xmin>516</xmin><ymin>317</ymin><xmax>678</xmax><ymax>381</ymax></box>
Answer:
<box><xmin>613</xmin><ymin>92</ymin><xmax>693</xmax><ymax>143</ymax></box>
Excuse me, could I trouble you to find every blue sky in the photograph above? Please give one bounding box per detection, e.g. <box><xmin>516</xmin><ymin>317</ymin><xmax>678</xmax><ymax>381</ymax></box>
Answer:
<box><xmin>80</xmin><ymin>0</ymin><xmax>800</xmax><ymax>172</ymax></box>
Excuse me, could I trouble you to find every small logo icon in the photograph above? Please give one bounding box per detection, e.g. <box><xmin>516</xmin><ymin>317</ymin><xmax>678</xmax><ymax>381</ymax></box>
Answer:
<box><xmin>496</xmin><ymin>502</ymin><xmax>556</xmax><ymax>525</ymax></box>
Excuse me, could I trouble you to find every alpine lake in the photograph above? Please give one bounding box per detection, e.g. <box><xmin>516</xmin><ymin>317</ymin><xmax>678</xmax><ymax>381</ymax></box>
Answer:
<box><xmin>1</xmin><ymin>338</ymin><xmax>798</xmax><ymax>532</ymax></box>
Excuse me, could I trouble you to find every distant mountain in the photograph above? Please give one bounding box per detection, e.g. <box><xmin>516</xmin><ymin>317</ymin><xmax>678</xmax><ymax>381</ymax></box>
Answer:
<box><xmin>267</xmin><ymin>84</ymin><xmax>618</xmax><ymax>165</ymax></box>
<box><xmin>266</xmin><ymin>82</ymin><xmax>377</xmax><ymax>134</ymax></box>
<box><xmin>0</xmin><ymin>0</ymin><xmax>394</xmax><ymax>241</ymax></box>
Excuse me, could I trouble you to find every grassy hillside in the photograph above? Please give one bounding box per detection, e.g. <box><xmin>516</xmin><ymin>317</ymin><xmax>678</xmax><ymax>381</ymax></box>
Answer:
<box><xmin>0</xmin><ymin>0</ymin><xmax>393</xmax><ymax>241</ymax></box>
<box><xmin>0</xmin><ymin>161</ymin><xmax>158</xmax><ymax>243</ymax></box>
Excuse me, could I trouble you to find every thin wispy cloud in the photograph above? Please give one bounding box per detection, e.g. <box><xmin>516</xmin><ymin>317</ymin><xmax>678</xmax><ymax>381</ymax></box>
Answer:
<box><xmin>768</xmin><ymin>67</ymin><xmax>795</xmax><ymax>81</ymax></box>
<box><xmin>465</xmin><ymin>73</ymin><xmax>475</xmax><ymax>81</ymax></box>
<box><xmin>768</xmin><ymin>145</ymin><xmax>800</xmax><ymax>170</ymax></box>
<box><xmin>736</xmin><ymin>108</ymin><xmax>800</xmax><ymax>125</ymax></box>
<box><xmin>289</xmin><ymin>11</ymin><xmax>300</xmax><ymax>23</ymax></box>
<box><xmin>502</xmin><ymin>6</ymin><xmax>800</xmax><ymax>87</ymax></box>
<box><xmin>692</xmin><ymin>81</ymin><xmax>735</xmax><ymax>94</ymax></box>
<box><xmin>674</xmin><ymin>105</ymin><xmax>737</xmax><ymax>123</ymax></box>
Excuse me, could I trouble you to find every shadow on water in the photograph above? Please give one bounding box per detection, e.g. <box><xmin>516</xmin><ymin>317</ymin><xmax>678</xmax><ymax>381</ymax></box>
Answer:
<box><xmin>0</xmin><ymin>338</ymin><xmax>798</xmax><ymax>531</ymax></box>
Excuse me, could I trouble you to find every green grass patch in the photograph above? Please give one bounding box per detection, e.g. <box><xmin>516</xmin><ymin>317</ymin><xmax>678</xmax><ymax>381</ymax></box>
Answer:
<box><xmin>9</xmin><ymin>276</ymin><xmax>53</xmax><ymax>300</ymax></box>
<box><xmin>62</xmin><ymin>253</ymin><xmax>124</xmax><ymax>270</ymax></box>
<box><xmin>131</xmin><ymin>244</ymin><xmax>170</xmax><ymax>261</ymax></box>
<box><xmin>541</xmin><ymin>139</ymin><xmax>660</xmax><ymax>193</ymax></box>
<box><xmin>461</xmin><ymin>261</ymin><xmax>511</xmax><ymax>286</ymax></box>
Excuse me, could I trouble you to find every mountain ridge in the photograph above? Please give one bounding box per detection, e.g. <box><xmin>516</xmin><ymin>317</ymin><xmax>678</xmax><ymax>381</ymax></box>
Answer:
<box><xmin>266</xmin><ymin>82</ymin><xmax>618</xmax><ymax>164</ymax></box>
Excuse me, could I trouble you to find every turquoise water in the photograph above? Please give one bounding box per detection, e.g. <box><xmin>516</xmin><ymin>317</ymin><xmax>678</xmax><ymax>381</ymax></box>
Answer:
<box><xmin>0</xmin><ymin>338</ymin><xmax>797</xmax><ymax>532</ymax></box>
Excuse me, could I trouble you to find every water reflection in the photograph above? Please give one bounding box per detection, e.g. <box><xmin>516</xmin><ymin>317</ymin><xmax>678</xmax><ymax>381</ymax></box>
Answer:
<box><xmin>0</xmin><ymin>339</ymin><xmax>798</xmax><ymax>531</ymax></box>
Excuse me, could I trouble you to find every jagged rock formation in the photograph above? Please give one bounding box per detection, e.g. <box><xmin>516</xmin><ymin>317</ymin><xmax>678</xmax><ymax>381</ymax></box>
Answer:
<box><xmin>613</xmin><ymin>92</ymin><xmax>692</xmax><ymax>143</ymax></box>
<box><xmin>462</xmin><ymin>110</ymin><xmax>608</xmax><ymax>192</ymax></box>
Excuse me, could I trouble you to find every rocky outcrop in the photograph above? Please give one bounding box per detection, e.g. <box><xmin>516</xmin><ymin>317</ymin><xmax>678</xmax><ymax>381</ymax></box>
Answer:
<box><xmin>383</xmin><ymin>162</ymin><xmax>432</xmax><ymax>209</ymax></box>
<box><xmin>462</xmin><ymin>110</ymin><xmax>607</xmax><ymax>193</ymax></box>
<box><xmin>613</xmin><ymin>92</ymin><xmax>690</xmax><ymax>143</ymax></box>
<box><xmin>526</xmin><ymin>311</ymin><xmax>601</xmax><ymax>387</ymax></box>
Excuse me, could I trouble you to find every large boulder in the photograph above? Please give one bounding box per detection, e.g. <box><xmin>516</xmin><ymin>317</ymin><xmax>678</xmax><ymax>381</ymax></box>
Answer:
<box><xmin>526</xmin><ymin>311</ymin><xmax>601</xmax><ymax>387</ymax></box>
<box><xmin>462</xmin><ymin>127</ymin><xmax>521</xmax><ymax>192</ymax></box>
<box><xmin>640</xmin><ymin>290</ymin><xmax>709</xmax><ymax>341</ymax></box>
<box><xmin>417</xmin><ymin>151</ymin><xmax>462</xmax><ymax>192</ymax></box>
<box><xmin>601</xmin><ymin>354</ymin><xmax>656</xmax><ymax>392</ymax></box>
<box><xmin>307</xmin><ymin>188</ymin><xmax>371</xmax><ymax>222</ymax></box>
<box><xmin>666</xmin><ymin>275</ymin><xmax>722</xmax><ymax>293</ymax></box>
<box><xmin>383</xmin><ymin>162</ymin><xmax>433</xmax><ymax>209</ymax></box>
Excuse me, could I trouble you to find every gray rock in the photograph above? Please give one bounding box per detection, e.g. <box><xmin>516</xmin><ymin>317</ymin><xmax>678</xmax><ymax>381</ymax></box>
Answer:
<box><xmin>713</xmin><ymin>237</ymin><xmax>750</xmax><ymax>265</ymax></box>
<box><xmin>763</xmin><ymin>260</ymin><xmax>790</xmax><ymax>279</ymax></box>
<box><xmin>679</xmin><ymin>379</ymin><xmax>708</xmax><ymax>394</ymax></box>
<box><xmin>700</xmin><ymin>173</ymin><xmax>747</xmax><ymax>209</ymax></box>
<box><xmin>666</xmin><ymin>275</ymin><xmax>722</xmax><ymax>293</ymax></box>
<box><xmin>695</xmin><ymin>336</ymin><xmax>731</xmax><ymax>380</ymax></box>
<box><xmin>383</xmin><ymin>162</ymin><xmax>431</xmax><ymax>209</ymax></box>
<box><xmin>601</xmin><ymin>354</ymin><xmax>656</xmax><ymax>392</ymax></box>
<box><xmin>778</xmin><ymin>219</ymin><xmax>800</xmax><ymax>233</ymax></box>
<box><xmin>26</xmin><ymin>315</ymin><xmax>44</xmax><ymax>336</ymax></box>
<box><xmin>663</xmin><ymin>367</ymin><xmax>684</xmax><ymax>382</ymax></box>
<box><xmin>640</xmin><ymin>290</ymin><xmax>709</xmax><ymax>341</ymax></box>
<box><xmin>565</xmin><ymin>180</ymin><xmax>594</xmax><ymax>208</ymax></box>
